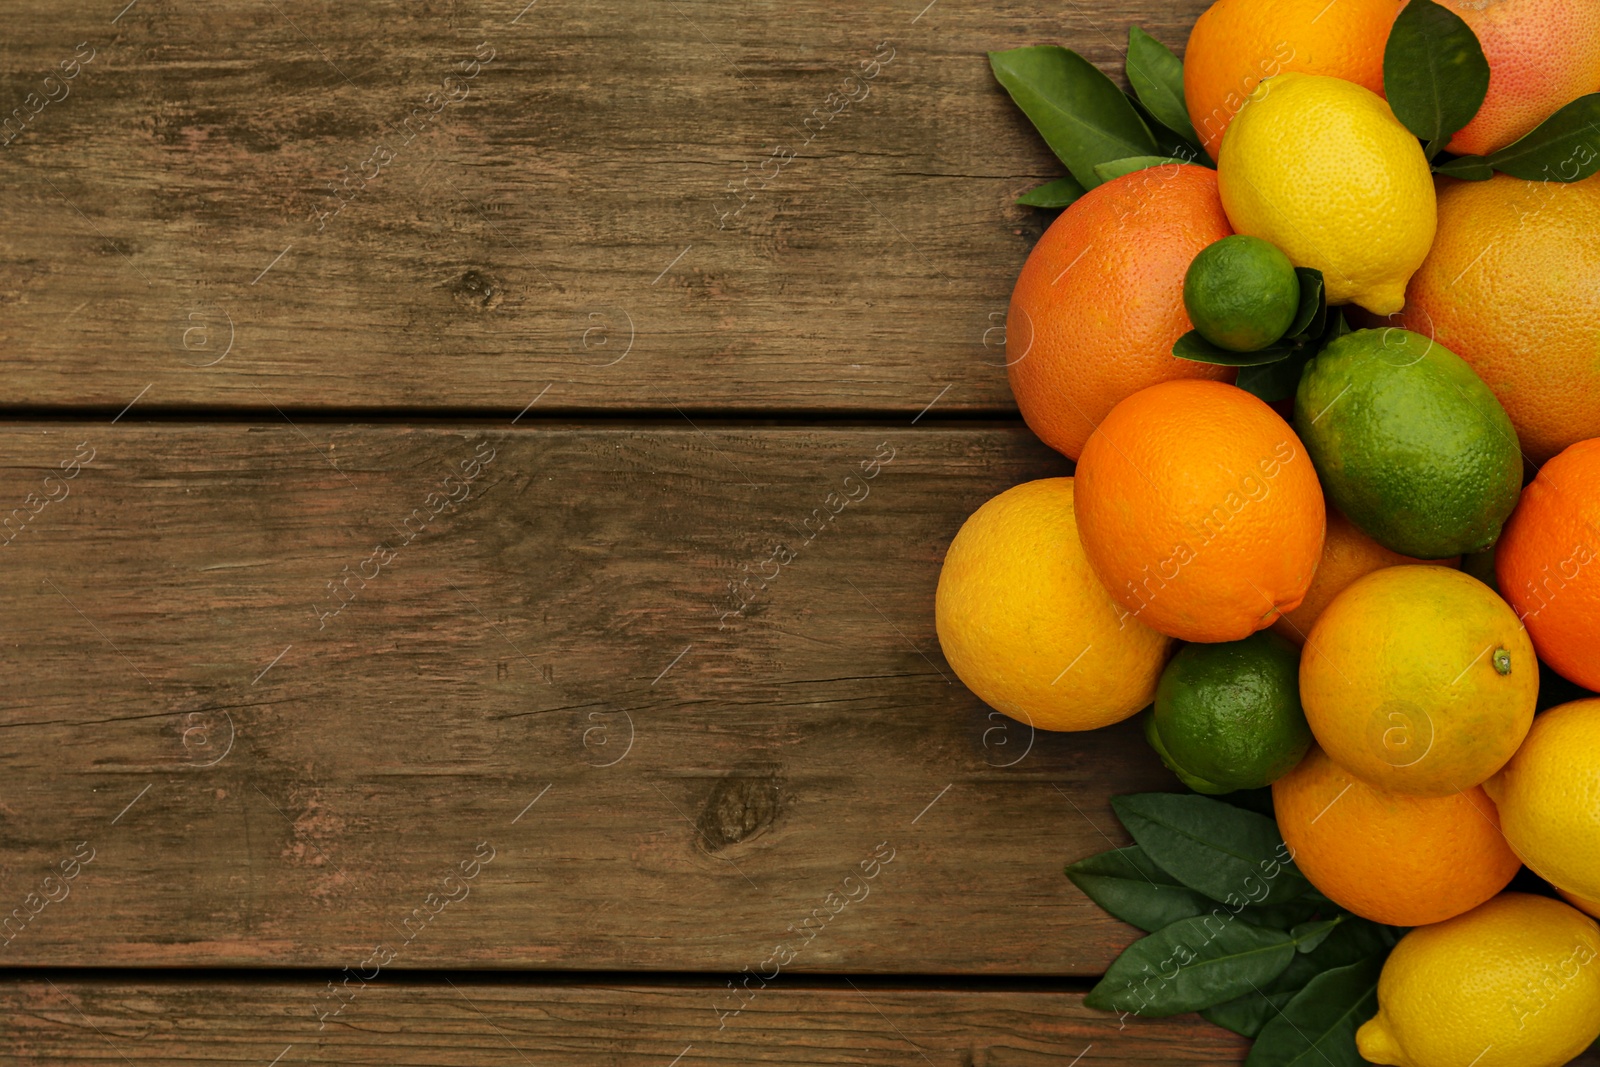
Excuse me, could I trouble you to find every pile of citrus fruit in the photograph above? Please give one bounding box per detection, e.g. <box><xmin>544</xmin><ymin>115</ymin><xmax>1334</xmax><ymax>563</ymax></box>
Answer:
<box><xmin>940</xmin><ymin>2</ymin><xmax>1600</xmax><ymax>1064</ymax></box>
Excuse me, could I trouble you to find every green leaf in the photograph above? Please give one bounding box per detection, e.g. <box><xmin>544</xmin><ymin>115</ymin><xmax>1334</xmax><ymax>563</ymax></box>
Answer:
<box><xmin>1244</xmin><ymin>956</ymin><xmax>1384</xmax><ymax>1066</ymax></box>
<box><xmin>1235</xmin><ymin>356</ymin><xmax>1307</xmax><ymax>404</ymax></box>
<box><xmin>1016</xmin><ymin>176</ymin><xmax>1086</xmax><ymax>208</ymax></box>
<box><xmin>1172</xmin><ymin>330</ymin><xmax>1297</xmax><ymax>367</ymax></box>
<box><xmin>1382</xmin><ymin>0</ymin><xmax>1490</xmax><ymax>149</ymax></box>
<box><xmin>989</xmin><ymin>46</ymin><xmax>1160</xmax><ymax>189</ymax></box>
<box><xmin>1126</xmin><ymin>27</ymin><xmax>1201</xmax><ymax>147</ymax></box>
<box><xmin>1284</xmin><ymin>268</ymin><xmax>1325</xmax><ymax>340</ymax></box>
<box><xmin>1125</xmin><ymin>93</ymin><xmax>1211</xmax><ymax>165</ymax></box>
<box><xmin>1084</xmin><ymin>916</ymin><xmax>1297</xmax><ymax>1016</ymax></box>
<box><xmin>1203</xmin><ymin>919</ymin><xmax>1395</xmax><ymax>1039</ymax></box>
<box><xmin>1432</xmin><ymin>152</ymin><xmax>1495</xmax><ymax>180</ymax></box>
<box><xmin>1093</xmin><ymin>155</ymin><xmax>1196</xmax><ymax>182</ymax></box>
<box><xmin>1219</xmin><ymin>788</ymin><xmax>1275</xmax><ymax>818</ymax></box>
<box><xmin>1289</xmin><ymin>915</ymin><xmax>1343</xmax><ymax>954</ymax></box>
<box><xmin>1112</xmin><ymin>793</ymin><xmax>1310</xmax><ymax>905</ymax></box>
<box><xmin>1066</xmin><ymin>845</ymin><xmax>1217</xmax><ymax>932</ymax></box>
<box><xmin>1481</xmin><ymin>93</ymin><xmax>1600</xmax><ymax>181</ymax></box>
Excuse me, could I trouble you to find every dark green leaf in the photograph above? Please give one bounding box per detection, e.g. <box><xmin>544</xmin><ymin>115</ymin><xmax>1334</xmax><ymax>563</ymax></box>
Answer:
<box><xmin>1203</xmin><ymin>920</ymin><xmax>1394</xmax><ymax>1039</ymax></box>
<box><xmin>1112</xmin><ymin>793</ymin><xmax>1310</xmax><ymax>904</ymax></box>
<box><xmin>1432</xmin><ymin>152</ymin><xmax>1495</xmax><ymax>180</ymax></box>
<box><xmin>1126</xmin><ymin>93</ymin><xmax>1210</xmax><ymax>165</ymax></box>
<box><xmin>1172</xmin><ymin>330</ymin><xmax>1297</xmax><ymax>367</ymax></box>
<box><xmin>1126</xmin><ymin>27</ymin><xmax>1201</xmax><ymax>147</ymax></box>
<box><xmin>1382</xmin><ymin>0</ymin><xmax>1490</xmax><ymax>148</ymax></box>
<box><xmin>989</xmin><ymin>46</ymin><xmax>1159</xmax><ymax>189</ymax></box>
<box><xmin>1239</xmin><ymin>899</ymin><xmax>1325</xmax><ymax>931</ymax></box>
<box><xmin>1066</xmin><ymin>845</ymin><xmax>1217</xmax><ymax>932</ymax></box>
<box><xmin>1244</xmin><ymin>956</ymin><xmax>1384</xmax><ymax>1066</ymax></box>
<box><xmin>1203</xmin><ymin>984</ymin><xmax>1301</xmax><ymax>1038</ymax></box>
<box><xmin>1481</xmin><ymin>93</ymin><xmax>1600</xmax><ymax>181</ymax></box>
<box><xmin>1285</xmin><ymin>268</ymin><xmax>1325</xmax><ymax>340</ymax></box>
<box><xmin>1093</xmin><ymin>155</ymin><xmax>1197</xmax><ymax>182</ymax></box>
<box><xmin>1084</xmin><ymin>916</ymin><xmax>1296</xmax><ymax>1016</ymax></box>
<box><xmin>1289</xmin><ymin>916</ymin><xmax>1343</xmax><ymax>953</ymax></box>
<box><xmin>1235</xmin><ymin>356</ymin><xmax>1307</xmax><ymax>404</ymax></box>
<box><xmin>1016</xmin><ymin>176</ymin><xmax>1086</xmax><ymax>208</ymax></box>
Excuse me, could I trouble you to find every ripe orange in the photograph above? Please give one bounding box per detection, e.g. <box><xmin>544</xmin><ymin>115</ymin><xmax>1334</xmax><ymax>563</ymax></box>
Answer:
<box><xmin>1427</xmin><ymin>0</ymin><xmax>1600</xmax><ymax>157</ymax></box>
<box><xmin>934</xmin><ymin>479</ymin><xmax>1175</xmax><ymax>731</ymax></box>
<box><xmin>1398</xmin><ymin>173</ymin><xmax>1600</xmax><ymax>464</ymax></box>
<box><xmin>1495</xmin><ymin>438</ymin><xmax>1600</xmax><ymax>692</ymax></box>
<box><xmin>1006</xmin><ymin>164</ymin><xmax>1233</xmax><ymax>461</ymax></box>
<box><xmin>1183</xmin><ymin>0</ymin><xmax>1400</xmax><ymax>161</ymax></box>
<box><xmin>1272</xmin><ymin>509</ymin><xmax>1452</xmax><ymax>646</ymax></box>
<box><xmin>1272</xmin><ymin>746</ymin><xmax>1521</xmax><ymax>926</ymax></box>
<box><xmin>1074</xmin><ymin>379</ymin><xmax>1325</xmax><ymax>643</ymax></box>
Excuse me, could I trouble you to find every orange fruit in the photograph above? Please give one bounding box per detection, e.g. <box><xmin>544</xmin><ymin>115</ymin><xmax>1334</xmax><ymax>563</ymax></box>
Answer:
<box><xmin>1272</xmin><ymin>509</ymin><xmax>1453</xmax><ymax>646</ymax></box>
<box><xmin>1428</xmin><ymin>0</ymin><xmax>1600</xmax><ymax>157</ymax></box>
<box><xmin>1006</xmin><ymin>164</ymin><xmax>1234</xmax><ymax>461</ymax></box>
<box><xmin>1272</xmin><ymin>746</ymin><xmax>1521</xmax><ymax>926</ymax></box>
<box><xmin>1183</xmin><ymin>0</ymin><xmax>1400</xmax><ymax>161</ymax></box>
<box><xmin>1074</xmin><ymin>379</ymin><xmax>1325</xmax><ymax>643</ymax></box>
<box><xmin>1397</xmin><ymin>173</ymin><xmax>1600</xmax><ymax>464</ymax></box>
<box><xmin>1495</xmin><ymin>438</ymin><xmax>1600</xmax><ymax>692</ymax></box>
<box><xmin>934</xmin><ymin>478</ymin><xmax>1175</xmax><ymax>731</ymax></box>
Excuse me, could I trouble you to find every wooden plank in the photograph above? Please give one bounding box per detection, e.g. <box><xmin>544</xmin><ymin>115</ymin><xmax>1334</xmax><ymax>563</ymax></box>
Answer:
<box><xmin>4</xmin><ymin>980</ymin><xmax>1256</xmax><ymax>1065</ymax></box>
<box><xmin>0</xmin><ymin>422</ymin><xmax>1190</xmax><ymax>971</ymax></box>
<box><xmin>0</xmin><ymin>0</ymin><xmax>1208</xmax><ymax>413</ymax></box>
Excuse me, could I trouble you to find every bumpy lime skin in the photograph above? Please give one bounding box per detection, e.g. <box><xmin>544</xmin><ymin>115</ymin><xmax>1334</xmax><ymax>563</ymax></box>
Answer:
<box><xmin>1182</xmin><ymin>235</ymin><xmax>1301</xmax><ymax>352</ymax></box>
<box><xmin>1294</xmin><ymin>329</ymin><xmax>1523</xmax><ymax>559</ymax></box>
<box><xmin>1148</xmin><ymin>630</ymin><xmax>1312</xmax><ymax>792</ymax></box>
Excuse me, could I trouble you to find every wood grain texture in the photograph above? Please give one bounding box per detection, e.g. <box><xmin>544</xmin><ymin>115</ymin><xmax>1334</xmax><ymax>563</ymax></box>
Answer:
<box><xmin>4</xmin><ymin>980</ymin><xmax>1261</xmax><ymax>1065</ymax></box>
<box><xmin>0</xmin><ymin>422</ymin><xmax>1198</xmax><ymax>972</ymax></box>
<box><xmin>0</xmin><ymin>0</ymin><xmax>1208</xmax><ymax>413</ymax></box>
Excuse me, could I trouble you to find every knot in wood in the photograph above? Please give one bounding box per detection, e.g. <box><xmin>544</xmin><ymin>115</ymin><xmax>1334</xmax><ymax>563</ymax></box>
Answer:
<box><xmin>696</xmin><ymin>774</ymin><xmax>780</xmax><ymax>852</ymax></box>
<box><xmin>450</xmin><ymin>269</ymin><xmax>503</xmax><ymax>310</ymax></box>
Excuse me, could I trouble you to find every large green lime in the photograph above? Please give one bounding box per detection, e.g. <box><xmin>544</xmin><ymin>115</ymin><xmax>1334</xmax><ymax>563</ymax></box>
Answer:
<box><xmin>1146</xmin><ymin>631</ymin><xmax>1311</xmax><ymax>794</ymax></box>
<box><xmin>1182</xmin><ymin>235</ymin><xmax>1300</xmax><ymax>352</ymax></box>
<box><xmin>1294</xmin><ymin>328</ymin><xmax>1523</xmax><ymax>559</ymax></box>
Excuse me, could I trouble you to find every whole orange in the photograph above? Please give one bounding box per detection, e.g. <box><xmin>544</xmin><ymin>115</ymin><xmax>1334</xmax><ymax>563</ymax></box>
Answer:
<box><xmin>1398</xmin><ymin>173</ymin><xmax>1600</xmax><ymax>464</ymax></box>
<box><xmin>1074</xmin><ymin>379</ymin><xmax>1325</xmax><ymax>643</ymax></box>
<box><xmin>1495</xmin><ymin>438</ymin><xmax>1600</xmax><ymax>691</ymax></box>
<box><xmin>1272</xmin><ymin>746</ymin><xmax>1521</xmax><ymax>926</ymax></box>
<box><xmin>1183</xmin><ymin>0</ymin><xmax>1400</xmax><ymax>161</ymax></box>
<box><xmin>1425</xmin><ymin>0</ymin><xmax>1600</xmax><ymax>157</ymax></box>
<box><xmin>1006</xmin><ymin>164</ymin><xmax>1233</xmax><ymax>461</ymax></box>
<box><xmin>1272</xmin><ymin>509</ymin><xmax>1452</xmax><ymax>646</ymax></box>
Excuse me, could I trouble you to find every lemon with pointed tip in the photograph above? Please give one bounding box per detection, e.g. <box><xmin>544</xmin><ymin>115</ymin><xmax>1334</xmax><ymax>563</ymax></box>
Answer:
<box><xmin>1357</xmin><ymin>893</ymin><xmax>1600</xmax><ymax>1067</ymax></box>
<box><xmin>1217</xmin><ymin>72</ymin><xmax>1436</xmax><ymax>316</ymax></box>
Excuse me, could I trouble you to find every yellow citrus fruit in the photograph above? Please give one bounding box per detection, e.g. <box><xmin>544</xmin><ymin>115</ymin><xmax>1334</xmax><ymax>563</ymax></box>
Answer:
<box><xmin>1300</xmin><ymin>566</ymin><xmax>1537</xmax><ymax>796</ymax></box>
<box><xmin>934</xmin><ymin>478</ymin><xmax>1174</xmax><ymax>731</ymax></box>
<box><xmin>1217</xmin><ymin>72</ymin><xmax>1436</xmax><ymax>315</ymax></box>
<box><xmin>1484</xmin><ymin>699</ymin><xmax>1600</xmax><ymax>902</ymax></box>
<box><xmin>1357</xmin><ymin>893</ymin><xmax>1600</xmax><ymax>1067</ymax></box>
<box><xmin>1561</xmin><ymin>889</ymin><xmax>1600</xmax><ymax>920</ymax></box>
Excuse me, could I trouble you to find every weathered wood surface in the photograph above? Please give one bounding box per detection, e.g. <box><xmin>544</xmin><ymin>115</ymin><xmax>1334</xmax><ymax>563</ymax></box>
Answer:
<box><xmin>0</xmin><ymin>0</ymin><xmax>1208</xmax><ymax>413</ymax></box>
<box><xmin>4</xmin><ymin>981</ymin><xmax>1258</xmax><ymax>1065</ymax></box>
<box><xmin>0</xmin><ymin>422</ymin><xmax>1199</xmax><ymax>972</ymax></box>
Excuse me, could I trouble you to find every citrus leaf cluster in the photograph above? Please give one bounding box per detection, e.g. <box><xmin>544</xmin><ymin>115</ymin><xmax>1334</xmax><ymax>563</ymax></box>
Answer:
<box><xmin>1066</xmin><ymin>792</ymin><xmax>1404</xmax><ymax>1065</ymax></box>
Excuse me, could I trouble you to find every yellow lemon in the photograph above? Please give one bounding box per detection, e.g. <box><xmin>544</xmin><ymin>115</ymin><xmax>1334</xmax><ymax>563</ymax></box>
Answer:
<box><xmin>1357</xmin><ymin>893</ymin><xmax>1600</xmax><ymax>1067</ymax></box>
<box><xmin>935</xmin><ymin>478</ymin><xmax>1173</xmax><ymax>731</ymax></box>
<box><xmin>1484</xmin><ymin>699</ymin><xmax>1600</xmax><ymax>902</ymax></box>
<box><xmin>1300</xmin><ymin>566</ymin><xmax>1537</xmax><ymax>797</ymax></box>
<box><xmin>1217</xmin><ymin>72</ymin><xmax>1436</xmax><ymax>315</ymax></box>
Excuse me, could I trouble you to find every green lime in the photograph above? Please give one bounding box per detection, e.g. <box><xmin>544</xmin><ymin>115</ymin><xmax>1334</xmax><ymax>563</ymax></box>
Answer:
<box><xmin>1182</xmin><ymin>235</ymin><xmax>1300</xmax><ymax>352</ymax></box>
<box><xmin>1294</xmin><ymin>328</ymin><xmax>1523</xmax><ymax>559</ymax></box>
<box><xmin>1146</xmin><ymin>631</ymin><xmax>1312</xmax><ymax>793</ymax></box>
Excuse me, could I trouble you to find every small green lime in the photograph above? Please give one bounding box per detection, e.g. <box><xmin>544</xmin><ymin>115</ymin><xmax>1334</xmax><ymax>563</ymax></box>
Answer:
<box><xmin>1147</xmin><ymin>631</ymin><xmax>1311</xmax><ymax>793</ymax></box>
<box><xmin>1183</xmin><ymin>235</ymin><xmax>1300</xmax><ymax>352</ymax></box>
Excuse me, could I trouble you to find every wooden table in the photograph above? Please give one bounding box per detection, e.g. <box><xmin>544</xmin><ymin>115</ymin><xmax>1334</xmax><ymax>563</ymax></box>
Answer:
<box><xmin>4</xmin><ymin>2</ymin><xmax>1595</xmax><ymax>1063</ymax></box>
